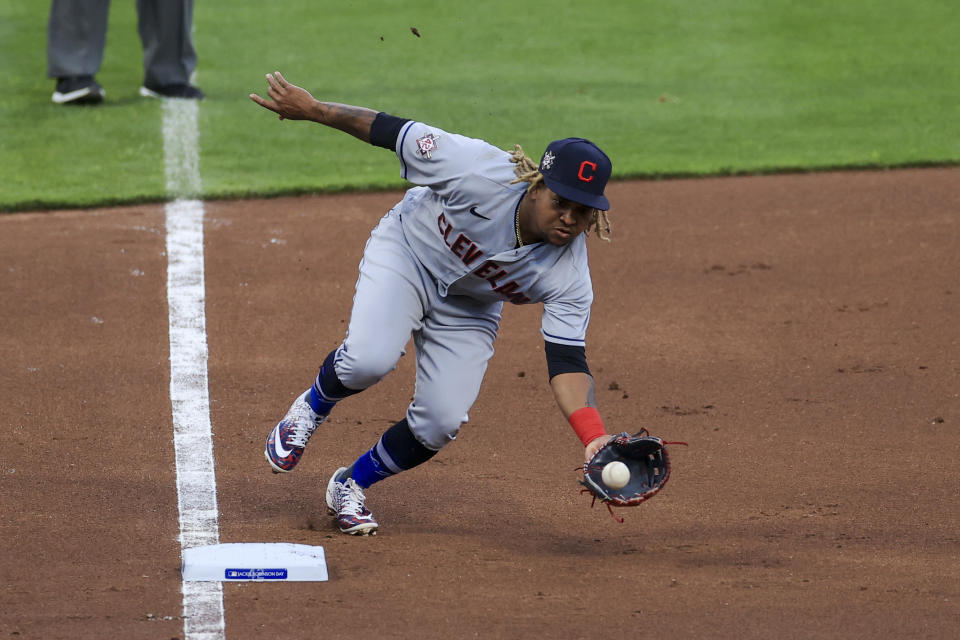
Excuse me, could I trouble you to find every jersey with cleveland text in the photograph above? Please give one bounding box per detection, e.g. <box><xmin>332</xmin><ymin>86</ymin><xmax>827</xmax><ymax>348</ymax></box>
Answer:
<box><xmin>392</xmin><ymin>121</ymin><xmax>593</xmax><ymax>347</ymax></box>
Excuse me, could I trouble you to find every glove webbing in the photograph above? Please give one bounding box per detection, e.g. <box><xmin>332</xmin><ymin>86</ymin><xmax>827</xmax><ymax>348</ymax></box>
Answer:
<box><xmin>580</xmin><ymin>431</ymin><xmax>688</xmax><ymax>523</ymax></box>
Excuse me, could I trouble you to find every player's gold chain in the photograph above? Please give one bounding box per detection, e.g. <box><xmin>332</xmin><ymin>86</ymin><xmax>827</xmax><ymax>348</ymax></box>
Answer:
<box><xmin>515</xmin><ymin>210</ymin><xmax>524</xmax><ymax>247</ymax></box>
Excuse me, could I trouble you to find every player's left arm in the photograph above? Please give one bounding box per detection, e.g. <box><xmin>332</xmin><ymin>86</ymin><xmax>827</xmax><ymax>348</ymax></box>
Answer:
<box><xmin>546</xmin><ymin>344</ymin><xmax>613</xmax><ymax>461</ymax></box>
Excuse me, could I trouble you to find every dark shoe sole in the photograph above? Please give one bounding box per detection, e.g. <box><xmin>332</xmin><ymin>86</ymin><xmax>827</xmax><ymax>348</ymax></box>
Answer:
<box><xmin>52</xmin><ymin>87</ymin><xmax>104</xmax><ymax>105</ymax></box>
<box><xmin>139</xmin><ymin>85</ymin><xmax>204</xmax><ymax>100</ymax></box>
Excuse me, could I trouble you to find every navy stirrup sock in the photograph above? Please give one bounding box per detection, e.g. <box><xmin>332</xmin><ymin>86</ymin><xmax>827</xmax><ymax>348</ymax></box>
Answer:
<box><xmin>308</xmin><ymin>348</ymin><xmax>362</xmax><ymax>414</ymax></box>
<box><xmin>307</xmin><ymin>384</ymin><xmax>336</xmax><ymax>415</ymax></box>
<box><xmin>346</xmin><ymin>418</ymin><xmax>438</xmax><ymax>488</ymax></box>
<box><xmin>312</xmin><ymin>350</ymin><xmax>438</xmax><ymax>489</ymax></box>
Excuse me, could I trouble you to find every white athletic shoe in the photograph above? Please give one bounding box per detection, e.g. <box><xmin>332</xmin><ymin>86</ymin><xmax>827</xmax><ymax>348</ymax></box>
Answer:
<box><xmin>264</xmin><ymin>391</ymin><xmax>325</xmax><ymax>473</ymax></box>
<box><xmin>326</xmin><ymin>467</ymin><xmax>379</xmax><ymax>536</ymax></box>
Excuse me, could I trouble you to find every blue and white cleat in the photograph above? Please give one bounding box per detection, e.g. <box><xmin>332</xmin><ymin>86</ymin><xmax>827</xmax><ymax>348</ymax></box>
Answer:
<box><xmin>326</xmin><ymin>467</ymin><xmax>379</xmax><ymax>536</ymax></box>
<box><xmin>264</xmin><ymin>391</ymin><xmax>325</xmax><ymax>473</ymax></box>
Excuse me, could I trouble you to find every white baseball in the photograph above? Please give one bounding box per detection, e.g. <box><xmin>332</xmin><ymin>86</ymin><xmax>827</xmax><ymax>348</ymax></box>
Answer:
<box><xmin>601</xmin><ymin>461</ymin><xmax>630</xmax><ymax>489</ymax></box>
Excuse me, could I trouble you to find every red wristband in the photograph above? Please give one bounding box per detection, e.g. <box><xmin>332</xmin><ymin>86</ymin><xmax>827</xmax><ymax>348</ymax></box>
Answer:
<box><xmin>568</xmin><ymin>407</ymin><xmax>606</xmax><ymax>447</ymax></box>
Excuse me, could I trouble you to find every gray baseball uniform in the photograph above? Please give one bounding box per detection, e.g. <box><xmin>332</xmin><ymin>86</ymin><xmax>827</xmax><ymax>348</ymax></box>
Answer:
<box><xmin>331</xmin><ymin>120</ymin><xmax>594</xmax><ymax>450</ymax></box>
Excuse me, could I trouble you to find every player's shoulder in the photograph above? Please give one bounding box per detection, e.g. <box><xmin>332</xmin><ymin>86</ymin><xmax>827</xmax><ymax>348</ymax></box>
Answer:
<box><xmin>401</xmin><ymin>121</ymin><xmax>507</xmax><ymax>164</ymax></box>
<box><xmin>530</xmin><ymin>236</ymin><xmax>592</xmax><ymax>288</ymax></box>
<box><xmin>398</xmin><ymin>120</ymin><xmax>521</xmax><ymax>203</ymax></box>
<box><xmin>557</xmin><ymin>233</ymin><xmax>591</xmax><ymax>266</ymax></box>
<box><xmin>559</xmin><ymin>237</ymin><xmax>593</xmax><ymax>291</ymax></box>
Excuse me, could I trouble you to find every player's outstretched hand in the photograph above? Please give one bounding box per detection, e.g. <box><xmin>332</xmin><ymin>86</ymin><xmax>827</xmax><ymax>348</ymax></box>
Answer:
<box><xmin>249</xmin><ymin>72</ymin><xmax>317</xmax><ymax>121</ymax></box>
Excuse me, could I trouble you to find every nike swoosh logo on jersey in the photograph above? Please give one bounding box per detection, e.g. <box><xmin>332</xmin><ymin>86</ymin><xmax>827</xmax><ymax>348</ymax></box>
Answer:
<box><xmin>273</xmin><ymin>426</ymin><xmax>294</xmax><ymax>458</ymax></box>
<box><xmin>469</xmin><ymin>206</ymin><xmax>490</xmax><ymax>220</ymax></box>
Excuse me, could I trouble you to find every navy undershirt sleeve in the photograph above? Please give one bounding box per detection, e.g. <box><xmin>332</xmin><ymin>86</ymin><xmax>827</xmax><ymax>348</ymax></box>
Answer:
<box><xmin>370</xmin><ymin>112</ymin><xmax>411</xmax><ymax>151</ymax></box>
<box><xmin>544</xmin><ymin>341</ymin><xmax>590</xmax><ymax>379</ymax></box>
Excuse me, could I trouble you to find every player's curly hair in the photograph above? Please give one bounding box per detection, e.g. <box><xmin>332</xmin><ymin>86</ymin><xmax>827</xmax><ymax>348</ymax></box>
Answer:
<box><xmin>508</xmin><ymin>144</ymin><xmax>611</xmax><ymax>241</ymax></box>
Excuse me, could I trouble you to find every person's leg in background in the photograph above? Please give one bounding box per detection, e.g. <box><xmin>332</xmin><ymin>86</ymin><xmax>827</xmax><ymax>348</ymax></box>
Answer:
<box><xmin>47</xmin><ymin>0</ymin><xmax>110</xmax><ymax>104</ymax></box>
<box><xmin>136</xmin><ymin>0</ymin><xmax>204</xmax><ymax>99</ymax></box>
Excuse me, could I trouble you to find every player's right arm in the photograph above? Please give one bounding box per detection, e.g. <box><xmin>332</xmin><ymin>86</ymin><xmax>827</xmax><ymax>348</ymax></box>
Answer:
<box><xmin>249</xmin><ymin>72</ymin><xmax>378</xmax><ymax>143</ymax></box>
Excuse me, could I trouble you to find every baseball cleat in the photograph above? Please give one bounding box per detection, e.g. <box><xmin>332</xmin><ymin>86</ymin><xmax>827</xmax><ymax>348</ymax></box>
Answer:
<box><xmin>326</xmin><ymin>467</ymin><xmax>379</xmax><ymax>536</ymax></box>
<box><xmin>264</xmin><ymin>391</ymin><xmax>326</xmax><ymax>473</ymax></box>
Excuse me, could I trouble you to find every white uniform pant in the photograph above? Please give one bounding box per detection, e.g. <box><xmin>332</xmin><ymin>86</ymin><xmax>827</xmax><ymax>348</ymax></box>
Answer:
<box><xmin>333</xmin><ymin>210</ymin><xmax>502</xmax><ymax>451</ymax></box>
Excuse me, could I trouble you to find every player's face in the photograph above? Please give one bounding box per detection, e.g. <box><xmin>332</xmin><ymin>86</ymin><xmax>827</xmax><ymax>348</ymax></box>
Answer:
<box><xmin>527</xmin><ymin>186</ymin><xmax>596</xmax><ymax>246</ymax></box>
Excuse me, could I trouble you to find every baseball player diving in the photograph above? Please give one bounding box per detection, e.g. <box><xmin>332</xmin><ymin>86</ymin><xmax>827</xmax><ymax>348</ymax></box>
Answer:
<box><xmin>250</xmin><ymin>72</ymin><xmax>618</xmax><ymax>535</ymax></box>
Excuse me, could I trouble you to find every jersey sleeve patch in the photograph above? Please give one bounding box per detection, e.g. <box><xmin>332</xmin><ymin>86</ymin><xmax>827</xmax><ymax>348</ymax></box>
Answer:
<box><xmin>415</xmin><ymin>132</ymin><xmax>441</xmax><ymax>159</ymax></box>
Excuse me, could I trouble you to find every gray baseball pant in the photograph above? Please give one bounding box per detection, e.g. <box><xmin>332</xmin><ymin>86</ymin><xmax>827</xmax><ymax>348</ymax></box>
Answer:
<box><xmin>46</xmin><ymin>0</ymin><xmax>197</xmax><ymax>86</ymax></box>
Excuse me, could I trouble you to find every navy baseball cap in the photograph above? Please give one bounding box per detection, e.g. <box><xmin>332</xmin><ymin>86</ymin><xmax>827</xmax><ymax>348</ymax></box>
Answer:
<box><xmin>538</xmin><ymin>138</ymin><xmax>612</xmax><ymax>211</ymax></box>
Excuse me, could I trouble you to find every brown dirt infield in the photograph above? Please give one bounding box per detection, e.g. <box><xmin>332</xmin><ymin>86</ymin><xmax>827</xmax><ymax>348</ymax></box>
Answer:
<box><xmin>1</xmin><ymin>168</ymin><xmax>958</xmax><ymax>639</ymax></box>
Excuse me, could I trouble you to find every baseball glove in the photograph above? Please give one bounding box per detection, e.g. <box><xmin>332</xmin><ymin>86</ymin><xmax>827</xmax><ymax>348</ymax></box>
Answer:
<box><xmin>580</xmin><ymin>429</ymin><xmax>687</xmax><ymax>522</ymax></box>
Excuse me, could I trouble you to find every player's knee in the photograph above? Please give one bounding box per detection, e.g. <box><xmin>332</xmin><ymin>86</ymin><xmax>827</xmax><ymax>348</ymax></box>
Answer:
<box><xmin>409</xmin><ymin>422</ymin><xmax>460</xmax><ymax>451</ymax></box>
<box><xmin>407</xmin><ymin>406</ymin><xmax>466</xmax><ymax>451</ymax></box>
<box><xmin>336</xmin><ymin>345</ymin><xmax>402</xmax><ymax>389</ymax></box>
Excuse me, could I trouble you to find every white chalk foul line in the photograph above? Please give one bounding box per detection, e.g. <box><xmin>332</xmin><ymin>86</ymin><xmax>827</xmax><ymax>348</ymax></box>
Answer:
<box><xmin>163</xmin><ymin>99</ymin><xmax>203</xmax><ymax>199</ymax></box>
<box><xmin>163</xmin><ymin>98</ymin><xmax>226</xmax><ymax>639</ymax></box>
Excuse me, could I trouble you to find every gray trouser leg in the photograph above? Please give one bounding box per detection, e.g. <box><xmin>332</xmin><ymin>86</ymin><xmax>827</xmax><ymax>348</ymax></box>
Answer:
<box><xmin>136</xmin><ymin>0</ymin><xmax>197</xmax><ymax>86</ymax></box>
<box><xmin>47</xmin><ymin>0</ymin><xmax>111</xmax><ymax>78</ymax></box>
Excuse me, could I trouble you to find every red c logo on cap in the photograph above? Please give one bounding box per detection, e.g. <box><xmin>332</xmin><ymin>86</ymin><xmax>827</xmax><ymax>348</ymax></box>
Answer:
<box><xmin>577</xmin><ymin>161</ymin><xmax>597</xmax><ymax>182</ymax></box>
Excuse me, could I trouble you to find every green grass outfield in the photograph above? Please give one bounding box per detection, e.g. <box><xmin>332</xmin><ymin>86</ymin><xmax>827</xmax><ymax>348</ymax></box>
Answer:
<box><xmin>2</xmin><ymin>0</ymin><xmax>958</xmax><ymax>212</ymax></box>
